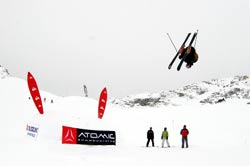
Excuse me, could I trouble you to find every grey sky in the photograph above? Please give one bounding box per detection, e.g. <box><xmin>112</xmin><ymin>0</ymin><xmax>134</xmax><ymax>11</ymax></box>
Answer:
<box><xmin>1</xmin><ymin>0</ymin><xmax>250</xmax><ymax>99</ymax></box>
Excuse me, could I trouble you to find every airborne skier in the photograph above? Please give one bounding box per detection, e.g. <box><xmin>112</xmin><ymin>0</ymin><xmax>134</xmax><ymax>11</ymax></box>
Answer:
<box><xmin>168</xmin><ymin>32</ymin><xmax>199</xmax><ymax>70</ymax></box>
<box><xmin>179</xmin><ymin>46</ymin><xmax>198</xmax><ymax>68</ymax></box>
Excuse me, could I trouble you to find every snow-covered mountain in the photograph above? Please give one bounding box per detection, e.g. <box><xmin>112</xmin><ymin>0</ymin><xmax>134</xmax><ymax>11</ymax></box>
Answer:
<box><xmin>0</xmin><ymin>65</ymin><xmax>9</xmax><ymax>79</ymax></box>
<box><xmin>1</xmin><ymin>68</ymin><xmax>250</xmax><ymax>166</ymax></box>
<box><xmin>110</xmin><ymin>75</ymin><xmax>250</xmax><ymax>107</ymax></box>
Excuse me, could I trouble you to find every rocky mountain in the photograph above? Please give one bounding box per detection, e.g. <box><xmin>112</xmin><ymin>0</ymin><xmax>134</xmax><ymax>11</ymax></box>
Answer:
<box><xmin>110</xmin><ymin>75</ymin><xmax>250</xmax><ymax>107</ymax></box>
<box><xmin>0</xmin><ymin>65</ymin><xmax>9</xmax><ymax>79</ymax></box>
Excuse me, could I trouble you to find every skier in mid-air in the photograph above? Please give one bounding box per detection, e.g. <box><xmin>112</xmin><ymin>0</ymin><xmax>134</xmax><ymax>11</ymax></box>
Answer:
<box><xmin>179</xmin><ymin>46</ymin><xmax>198</xmax><ymax>68</ymax></box>
<box><xmin>167</xmin><ymin>31</ymin><xmax>199</xmax><ymax>70</ymax></box>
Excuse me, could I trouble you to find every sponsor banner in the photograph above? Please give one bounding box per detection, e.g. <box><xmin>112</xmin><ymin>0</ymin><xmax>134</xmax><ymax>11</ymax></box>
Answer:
<box><xmin>98</xmin><ymin>87</ymin><xmax>107</xmax><ymax>119</ymax></box>
<box><xmin>26</xmin><ymin>123</ymin><xmax>39</xmax><ymax>140</ymax></box>
<box><xmin>62</xmin><ymin>126</ymin><xmax>77</xmax><ymax>144</ymax></box>
<box><xmin>77</xmin><ymin>128</ymin><xmax>116</xmax><ymax>145</ymax></box>
<box><xmin>62</xmin><ymin>126</ymin><xmax>116</xmax><ymax>145</ymax></box>
<box><xmin>27</xmin><ymin>72</ymin><xmax>44</xmax><ymax>114</ymax></box>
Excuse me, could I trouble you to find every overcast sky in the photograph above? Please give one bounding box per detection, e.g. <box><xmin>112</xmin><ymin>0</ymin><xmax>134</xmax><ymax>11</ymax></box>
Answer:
<box><xmin>1</xmin><ymin>0</ymin><xmax>250</xmax><ymax>99</ymax></box>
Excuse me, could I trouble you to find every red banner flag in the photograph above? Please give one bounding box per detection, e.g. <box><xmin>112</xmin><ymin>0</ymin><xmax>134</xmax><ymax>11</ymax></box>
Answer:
<box><xmin>98</xmin><ymin>87</ymin><xmax>107</xmax><ymax>119</ymax></box>
<box><xmin>27</xmin><ymin>72</ymin><xmax>44</xmax><ymax>114</ymax></box>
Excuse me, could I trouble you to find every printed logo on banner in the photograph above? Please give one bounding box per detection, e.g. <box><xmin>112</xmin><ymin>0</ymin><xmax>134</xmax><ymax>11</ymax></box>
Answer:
<box><xmin>77</xmin><ymin>129</ymin><xmax>116</xmax><ymax>145</ymax></box>
<box><xmin>26</xmin><ymin>123</ymin><xmax>39</xmax><ymax>140</ymax></box>
<box><xmin>62</xmin><ymin>126</ymin><xmax>116</xmax><ymax>145</ymax></box>
<box><xmin>62</xmin><ymin>126</ymin><xmax>77</xmax><ymax>144</ymax></box>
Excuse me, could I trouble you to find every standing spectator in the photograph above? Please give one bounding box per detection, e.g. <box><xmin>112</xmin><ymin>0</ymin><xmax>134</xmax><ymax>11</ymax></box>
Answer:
<box><xmin>146</xmin><ymin>127</ymin><xmax>154</xmax><ymax>147</ymax></box>
<box><xmin>180</xmin><ymin>125</ymin><xmax>189</xmax><ymax>148</ymax></box>
<box><xmin>83</xmin><ymin>85</ymin><xmax>88</xmax><ymax>97</ymax></box>
<box><xmin>161</xmin><ymin>127</ymin><xmax>170</xmax><ymax>148</ymax></box>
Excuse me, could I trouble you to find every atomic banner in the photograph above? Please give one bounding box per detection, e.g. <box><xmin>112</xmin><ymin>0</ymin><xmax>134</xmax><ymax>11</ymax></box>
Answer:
<box><xmin>62</xmin><ymin>126</ymin><xmax>116</xmax><ymax>145</ymax></box>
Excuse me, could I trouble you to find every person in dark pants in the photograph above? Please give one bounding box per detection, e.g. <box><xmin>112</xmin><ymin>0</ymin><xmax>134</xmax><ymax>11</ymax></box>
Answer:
<box><xmin>180</xmin><ymin>125</ymin><xmax>189</xmax><ymax>148</ymax></box>
<box><xmin>146</xmin><ymin>127</ymin><xmax>154</xmax><ymax>147</ymax></box>
<box><xmin>179</xmin><ymin>46</ymin><xmax>198</xmax><ymax>68</ymax></box>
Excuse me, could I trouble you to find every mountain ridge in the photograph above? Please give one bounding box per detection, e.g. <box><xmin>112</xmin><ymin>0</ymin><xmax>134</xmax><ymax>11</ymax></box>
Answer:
<box><xmin>0</xmin><ymin>65</ymin><xmax>9</xmax><ymax>79</ymax></box>
<box><xmin>1</xmin><ymin>65</ymin><xmax>249</xmax><ymax>107</ymax></box>
<box><xmin>110</xmin><ymin>75</ymin><xmax>250</xmax><ymax>107</ymax></box>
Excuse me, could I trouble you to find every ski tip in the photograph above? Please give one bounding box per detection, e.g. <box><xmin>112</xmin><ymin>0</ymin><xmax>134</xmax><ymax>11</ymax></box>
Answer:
<box><xmin>177</xmin><ymin>64</ymin><xmax>182</xmax><ymax>71</ymax></box>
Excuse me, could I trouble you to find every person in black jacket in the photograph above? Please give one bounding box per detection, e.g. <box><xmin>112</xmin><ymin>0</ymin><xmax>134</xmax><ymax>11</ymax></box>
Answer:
<box><xmin>146</xmin><ymin>127</ymin><xmax>154</xmax><ymax>147</ymax></box>
<box><xmin>179</xmin><ymin>46</ymin><xmax>198</xmax><ymax>68</ymax></box>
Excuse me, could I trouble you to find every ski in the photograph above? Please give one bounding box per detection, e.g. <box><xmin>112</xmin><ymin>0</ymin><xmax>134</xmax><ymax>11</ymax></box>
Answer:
<box><xmin>168</xmin><ymin>33</ymin><xmax>191</xmax><ymax>70</ymax></box>
<box><xmin>177</xmin><ymin>32</ymin><xmax>197</xmax><ymax>71</ymax></box>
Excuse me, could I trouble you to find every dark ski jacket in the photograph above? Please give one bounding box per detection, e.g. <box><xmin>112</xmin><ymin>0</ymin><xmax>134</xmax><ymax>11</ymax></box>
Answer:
<box><xmin>147</xmin><ymin>129</ymin><xmax>154</xmax><ymax>139</ymax></box>
<box><xmin>179</xmin><ymin>46</ymin><xmax>198</xmax><ymax>66</ymax></box>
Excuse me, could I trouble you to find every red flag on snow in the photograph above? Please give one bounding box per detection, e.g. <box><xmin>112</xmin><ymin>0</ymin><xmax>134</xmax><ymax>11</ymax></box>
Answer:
<box><xmin>27</xmin><ymin>72</ymin><xmax>44</xmax><ymax>114</ymax></box>
<box><xmin>98</xmin><ymin>87</ymin><xmax>107</xmax><ymax>119</ymax></box>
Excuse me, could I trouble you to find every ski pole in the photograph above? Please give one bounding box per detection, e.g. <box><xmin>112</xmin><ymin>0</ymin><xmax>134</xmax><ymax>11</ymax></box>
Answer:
<box><xmin>194</xmin><ymin>29</ymin><xmax>199</xmax><ymax>48</ymax></box>
<box><xmin>167</xmin><ymin>33</ymin><xmax>178</xmax><ymax>53</ymax></box>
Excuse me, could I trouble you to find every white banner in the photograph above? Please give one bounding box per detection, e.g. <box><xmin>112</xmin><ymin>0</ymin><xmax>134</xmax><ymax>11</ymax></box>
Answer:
<box><xmin>26</xmin><ymin>123</ymin><xmax>40</xmax><ymax>140</ymax></box>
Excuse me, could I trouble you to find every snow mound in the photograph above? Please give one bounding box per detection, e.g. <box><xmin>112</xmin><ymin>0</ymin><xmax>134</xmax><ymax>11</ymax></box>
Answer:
<box><xmin>1</xmin><ymin>74</ymin><xmax>250</xmax><ymax>166</ymax></box>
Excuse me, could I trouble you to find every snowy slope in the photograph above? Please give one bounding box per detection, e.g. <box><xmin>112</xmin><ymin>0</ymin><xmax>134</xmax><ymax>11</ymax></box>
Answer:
<box><xmin>110</xmin><ymin>75</ymin><xmax>250</xmax><ymax>107</ymax></box>
<box><xmin>1</xmin><ymin>75</ymin><xmax>250</xmax><ymax>166</ymax></box>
